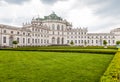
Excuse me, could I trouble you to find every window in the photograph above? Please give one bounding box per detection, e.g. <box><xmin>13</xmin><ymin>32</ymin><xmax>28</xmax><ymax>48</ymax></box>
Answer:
<box><xmin>35</xmin><ymin>29</ymin><xmax>37</xmax><ymax>31</ymax></box>
<box><xmin>104</xmin><ymin>36</ymin><xmax>106</xmax><ymax>38</ymax></box>
<box><xmin>57</xmin><ymin>24</ymin><xmax>60</xmax><ymax>30</ymax></box>
<box><xmin>28</xmin><ymin>38</ymin><xmax>30</xmax><ymax>43</ymax></box>
<box><xmin>88</xmin><ymin>40</ymin><xmax>89</xmax><ymax>43</ymax></box>
<box><xmin>44</xmin><ymin>40</ymin><xmax>46</xmax><ymax>43</ymax></box>
<box><xmin>75</xmin><ymin>40</ymin><xmax>77</xmax><ymax>43</ymax></box>
<box><xmin>35</xmin><ymin>39</ymin><xmax>37</xmax><ymax>43</ymax></box>
<box><xmin>81</xmin><ymin>40</ymin><xmax>83</xmax><ymax>43</ymax></box>
<box><xmin>4</xmin><ymin>30</ymin><xmax>6</xmax><ymax>33</ymax></box>
<box><xmin>67</xmin><ymin>40</ymin><xmax>69</xmax><ymax>43</ymax></box>
<box><xmin>17</xmin><ymin>32</ymin><xmax>20</xmax><ymax>35</ymax></box>
<box><xmin>17</xmin><ymin>38</ymin><xmax>19</xmax><ymax>43</ymax></box>
<box><xmin>82</xmin><ymin>32</ymin><xmax>83</xmax><ymax>35</ymax></box>
<box><xmin>92</xmin><ymin>40</ymin><xmax>93</xmax><ymax>43</ymax></box>
<box><xmin>113</xmin><ymin>40</ymin><xmax>114</xmax><ymax>44</ymax></box>
<box><xmin>28</xmin><ymin>33</ymin><xmax>30</xmax><ymax>36</ymax></box>
<box><xmin>47</xmin><ymin>40</ymin><xmax>49</xmax><ymax>44</ymax></box>
<box><xmin>41</xmin><ymin>29</ymin><xmax>43</xmax><ymax>32</ymax></box>
<box><xmin>23</xmin><ymin>32</ymin><xmax>25</xmax><ymax>35</ymax></box>
<box><xmin>3</xmin><ymin>37</ymin><xmax>6</xmax><ymax>43</ymax></box>
<box><xmin>96</xmin><ymin>40</ymin><xmax>98</xmax><ymax>44</ymax></box>
<box><xmin>32</xmin><ymin>39</ymin><xmax>34</xmax><ymax>43</ymax></box>
<box><xmin>32</xmin><ymin>28</ymin><xmax>34</xmax><ymax>31</ymax></box>
<box><xmin>11</xmin><ymin>31</ymin><xmax>13</xmax><ymax>34</ymax></box>
<box><xmin>38</xmin><ymin>39</ymin><xmax>40</xmax><ymax>43</ymax></box>
<box><xmin>41</xmin><ymin>35</ymin><xmax>43</xmax><ymax>37</ymax></box>
<box><xmin>61</xmin><ymin>25</ymin><xmax>64</xmax><ymax>31</ymax></box>
<box><xmin>41</xmin><ymin>39</ymin><xmax>43</xmax><ymax>43</ymax></box>
<box><xmin>52</xmin><ymin>24</ymin><xmax>55</xmax><ymax>30</ymax></box>
<box><xmin>108</xmin><ymin>40</ymin><xmax>110</xmax><ymax>43</ymax></box>
<box><xmin>23</xmin><ymin>38</ymin><xmax>25</xmax><ymax>44</ymax></box>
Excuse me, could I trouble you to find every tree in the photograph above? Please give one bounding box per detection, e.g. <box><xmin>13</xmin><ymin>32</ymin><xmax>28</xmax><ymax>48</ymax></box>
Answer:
<box><xmin>116</xmin><ymin>41</ymin><xmax>120</xmax><ymax>45</ymax></box>
<box><xmin>70</xmin><ymin>41</ymin><xmax>74</xmax><ymax>46</ymax></box>
<box><xmin>103</xmin><ymin>40</ymin><xmax>107</xmax><ymax>48</ymax></box>
<box><xmin>12</xmin><ymin>41</ymin><xmax>18</xmax><ymax>48</ymax></box>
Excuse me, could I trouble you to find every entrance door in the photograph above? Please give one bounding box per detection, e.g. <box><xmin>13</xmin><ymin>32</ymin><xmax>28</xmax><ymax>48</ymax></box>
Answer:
<box><xmin>9</xmin><ymin>36</ymin><xmax>13</xmax><ymax>47</ymax></box>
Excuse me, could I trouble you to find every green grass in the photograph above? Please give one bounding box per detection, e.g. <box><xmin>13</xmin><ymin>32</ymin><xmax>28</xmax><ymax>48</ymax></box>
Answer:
<box><xmin>0</xmin><ymin>51</ymin><xmax>114</xmax><ymax>82</ymax></box>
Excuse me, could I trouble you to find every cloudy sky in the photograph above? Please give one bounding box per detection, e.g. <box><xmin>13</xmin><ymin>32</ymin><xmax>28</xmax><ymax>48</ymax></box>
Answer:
<box><xmin>0</xmin><ymin>0</ymin><xmax>120</xmax><ymax>33</ymax></box>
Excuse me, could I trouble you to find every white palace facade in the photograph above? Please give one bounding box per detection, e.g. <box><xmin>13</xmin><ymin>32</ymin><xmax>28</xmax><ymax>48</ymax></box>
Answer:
<box><xmin>0</xmin><ymin>12</ymin><xmax>120</xmax><ymax>47</ymax></box>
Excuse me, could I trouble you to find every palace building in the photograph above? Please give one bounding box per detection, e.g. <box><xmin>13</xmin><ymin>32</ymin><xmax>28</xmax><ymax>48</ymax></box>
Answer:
<box><xmin>0</xmin><ymin>12</ymin><xmax>120</xmax><ymax>47</ymax></box>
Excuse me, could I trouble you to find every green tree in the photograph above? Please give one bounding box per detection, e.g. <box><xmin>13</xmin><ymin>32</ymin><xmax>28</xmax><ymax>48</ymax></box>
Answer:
<box><xmin>70</xmin><ymin>41</ymin><xmax>74</xmax><ymax>46</ymax></box>
<box><xmin>12</xmin><ymin>41</ymin><xmax>18</xmax><ymax>48</ymax></box>
<box><xmin>116</xmin><ymin>41</ymin><xmax>120</xmax><ymax>45</ymax></box>
<box><xmin>103</xmin><ymin>40</ymin><xmax>107</xmax><ymax>48</ymax></box>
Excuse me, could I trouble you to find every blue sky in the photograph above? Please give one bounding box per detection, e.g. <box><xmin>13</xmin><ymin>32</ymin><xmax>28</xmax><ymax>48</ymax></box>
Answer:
<box><xmin>0</xmin><ymin>0</ymin><xmax>120</xmax><ymax>33</ymax></box>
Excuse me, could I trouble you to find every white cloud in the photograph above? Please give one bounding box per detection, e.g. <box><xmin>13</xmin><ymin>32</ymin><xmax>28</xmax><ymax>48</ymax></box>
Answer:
<box><xmin>0</xmin><ymin>0</ymin><xmax>120</xmax><ymax>33</ymax></box>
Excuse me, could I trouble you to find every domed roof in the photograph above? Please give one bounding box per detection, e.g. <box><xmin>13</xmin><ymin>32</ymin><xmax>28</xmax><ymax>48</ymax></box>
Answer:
<box><xmin>36</xmin><ymin>12</ymin><xmax>63</xmax><ymax>21</ymax></box>
<box><xmin>44</xmin><ymin>12</ymin><xmax>63</xmax><ymax>20</ymax></box>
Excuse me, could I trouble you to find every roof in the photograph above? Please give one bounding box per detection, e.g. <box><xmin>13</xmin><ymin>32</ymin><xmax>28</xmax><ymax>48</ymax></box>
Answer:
<box><xmin>36</xmin><ymin>12</ymin><xmax>63</xmax><ymax>21</ymax></box>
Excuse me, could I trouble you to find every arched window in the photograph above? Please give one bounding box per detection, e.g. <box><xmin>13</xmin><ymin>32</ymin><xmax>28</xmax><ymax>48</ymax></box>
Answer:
<box><xmin>3</xmin><ymin>37</ymin><xmax>6</xmax><ymax>43</ymax></box>
<box><xmin>52</xmin><ymin>37</ymin><xmax>55</xmax><ymax>44</ymax></box>
<box><xmin>28</xmin><ymin>38</ymin><xmax>30</xmax><ymax>43</ymax></box>
<box><xmin>57</xmin><ymin>24</ymin><xmax>60</xmax><ymax>30</ymax></box>
<box><xmin>23</xmin><ymin>38</ymin><xmax>25</xmax><ymax>44</ymax></box>
<box><xmin>52</xmin><ymin>24</ymin><xmax>55</xmax><ymax>30</ymax></box>
<box><xmin>57</xmin><ymin>37</ymin><xmax>60</xmax><ymax>44</ymax></box>
<box><xmin>62</xmin><ymin>37</ymin><xmax>64</xmax><ymax>44</ymax></box>
<box><xmin>17</xmin><ymin>38</ymin><xmax>19</xmax><ymax>43</ymax></box>
<box><xmin>32</xmin><ymin>39</ymin><xmax>34</xmax><ymax>43</ymax></box>
<box><xmin>61</xmin><ymin>25</ymin><xmax>64</xmax><ymax>31</ymax></box>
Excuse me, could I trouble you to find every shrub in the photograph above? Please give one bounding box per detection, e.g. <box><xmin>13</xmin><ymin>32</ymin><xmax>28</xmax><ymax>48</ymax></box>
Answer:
<box><xmin>100</xmin><ymin>49</ymin><xmax>120</xmax><ymax>82</ymax></box>
<box><xmin>116</xmin><ymin>41</ymin><xmax>120</xmax><ymax>45</ymax></box>
<box><xmin>70</xmin><ymin>41</ymin><xmax>74</xmax><ymax>46</ymax></box>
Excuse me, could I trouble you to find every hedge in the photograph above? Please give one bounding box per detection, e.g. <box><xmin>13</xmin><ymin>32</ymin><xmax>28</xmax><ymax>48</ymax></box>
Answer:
<box><xmin>0</xmin><ymin>48</ymin><xmax>116</xmax><ymax>54</ymax></box>
<box><xmin>100</xmin><ymin>49</ymin><xmax>120</xmax><ymax>82</ymax></box>
<box><xmin>2</xmin><ymin>46</ymin><xmax>117</xmax><ymax>50</ymax></box>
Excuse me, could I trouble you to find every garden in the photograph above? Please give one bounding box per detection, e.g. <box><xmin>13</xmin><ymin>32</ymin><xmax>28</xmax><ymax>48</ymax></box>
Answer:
<box><xmin>0</xmin><ymin>45</ymin><xmax>119</xmax><ymax>82</ymax></box>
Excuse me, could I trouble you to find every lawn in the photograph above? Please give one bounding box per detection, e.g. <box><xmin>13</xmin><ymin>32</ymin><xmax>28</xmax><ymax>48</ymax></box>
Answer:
<box><xmin>0</xmin><ymin>51</ymin><xmax>114</xmax><ymax>82</ymax></box>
